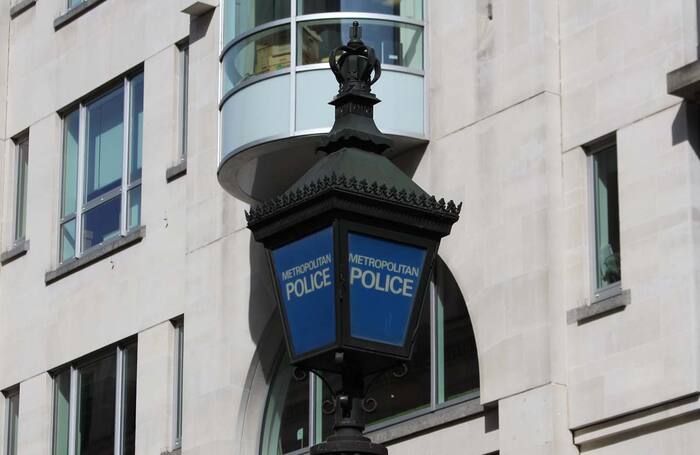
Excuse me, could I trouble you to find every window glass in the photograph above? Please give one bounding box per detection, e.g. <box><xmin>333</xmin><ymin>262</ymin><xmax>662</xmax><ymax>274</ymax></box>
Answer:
<box><xmin>299</xmin><ymin>0</ymin><xmax>422</xmax><ymax>19</ymax></box>
<box><xmin>85</xmin><ymin>87</ymin><xmax>124</xmax><ymax>203</ymax></box>
<box><xmin>224</xmin><ymin>0</ymin><xmax>290</xmax><ymax>43</ymax></box>
<box><xmin>14</xmin><ymin>138</ymin><xmax>29</xmax><ymax>242</ymax></box>
<box><xmin>68</xmin><ymin>0</ymin><xmax>83</xmax><ymax>8</ymax></box>
<box><xmin>127</xmin><ymin>187</ymin><xmax>141</xmax><ymax>231</ymax></box>
<box><xmin>435</xmin><ymin>263</ymin><xmax>479</xmax><ymax>402</ymax></box>
<box><xmin>122</xmin><ymin>344</ymin><xmax>137</xmax><ymax>455</ymax></box>
<box><xmin>178</xmin><ymin>44</ymin><xmax>189</xmax><ymax>161</ymax></box>
<box><xmin>5</xmin><ymin>391</ymin><xmax>19</xmax><ymax>455</ymax></box>
<box><xmin>76</xmin><ymin>354</ymin><xmax>117</xmax><ymax>455</ymax></box>
<box><xmin>82</xmin><ymin>196</ymin><xmax>121</xmax><ymax>251</ymax></box>
<box><xmin>53</xmin><ymin>370</ymin><xmax>71</xmax><ymax>455</ymax></box>
<box><xmin>173</xmin><ymin>322</ymin><xmax>184</xmax><ymax>448</ymax></box>
<box><xmin>128</xmin><ymin>74</ymin><xmax>144</xmax><ymax>183</ymax></box>
<box><xmin>62</xmin><ymin>110</ymin><xmax>80</xmax><ymax>217</ymax></box>
<box><xmin>298</xmin><ymin>20</ymin><xmax>423</xmax><ymax>70</ymax></box>
<box><xmin>223</xmin><ymin>26</ymin><xmax>291</xmax><ymax>91</ymax></box>
<box><xmin>260</xmin><ymin>361</ymin><xmax>309</xmax><ymax>455</ymax></box>
<box><xmin>592</xmin><ymin>146</ymin><xmax>621</xmax><ymax>289</ymax></box>
<box><xmin>60</xmin><ymin>219</ymin><xmax>77</xmax><ymax>263</ymax></box>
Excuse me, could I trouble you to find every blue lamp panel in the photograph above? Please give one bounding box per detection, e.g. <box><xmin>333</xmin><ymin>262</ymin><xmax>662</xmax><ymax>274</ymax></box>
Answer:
<box><xmin>348</xmin><ymin>233</ymin><xmax>426</xmax><ymax>346</ymax></box>
<box><xmin>272</xmin><ymin>227</ymin><xmax>336</xmax><ymax>357</ymax></box>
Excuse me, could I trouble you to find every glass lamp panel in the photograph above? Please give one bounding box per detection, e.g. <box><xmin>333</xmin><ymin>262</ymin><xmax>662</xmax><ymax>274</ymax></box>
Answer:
<box><xmin>593</xmin><ymin>147</ymin><xmax>621</xmax><ymax>288</ymax></box>
<box><xmin>128</xmin><ymin>73</ymin><xmax>144</xmax><ymax>183</ymax></box>
<box><xmin>76</xmin><ymin>354</ymin><xmax>117</xmax><ymax>455</ymax></box>
<box><xmin>271</xmin><ymin>227</ymin><xmax>336</xmax><ymax>357</ymax></box>
<box><xmin>62</xmin><ymin>110</ymin><xmax>80</xmax><ymax>217</ymax></box>
<box><xmin>53</xmin><ymin>370</ymin><xmax>71</xmax><ymax>455</ymax></box>
<box><xmin>260</xmin><ymin>360</ymin><xmax>310</xmax><ymax>455</ymax></box>
<box><xmin>299</xmin><ymin>0</ymin><xmax>422</xmax><ymax>19</ymax></box>
<box><xmin>347</xmin><ymin>232</ymin><xmax>426</xmax><ymax>346</ymax></box>
<box><xmin>223</xmin><ymin>25</ymin><xmax>291</xmax><ymax>91</ymax></box>
<box><xmin>298</xmin><ymin>20</ymin><xmax>423</xmax><ymax>70</ymax></box>
<box><xmin>84</xmin><ymin>87</ymin><xmax>124</xmax><ymax>203</ymax></box>
<box><xmin>82</xmin><ymin>196</ymin><xmax>121</xmax><ymax>252</ymax></box>
<box><xmin>223</xmin><ymin>0</ymin><xmax>290</xmax><ymax>43</ymax></box>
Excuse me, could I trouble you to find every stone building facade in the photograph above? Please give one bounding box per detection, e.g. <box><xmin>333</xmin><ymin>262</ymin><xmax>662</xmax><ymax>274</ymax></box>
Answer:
<box><xmin>1</xmin><ymin>0</ymin><xmax>700</xmax><ymax>454</ymax></box>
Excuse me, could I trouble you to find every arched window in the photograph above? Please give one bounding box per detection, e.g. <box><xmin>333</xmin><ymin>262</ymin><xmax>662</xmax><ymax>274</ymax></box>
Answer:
<box><xmin>259</xmin><ymin>259</ymin><xmax>479</xmax><ymax>454</ymax></box>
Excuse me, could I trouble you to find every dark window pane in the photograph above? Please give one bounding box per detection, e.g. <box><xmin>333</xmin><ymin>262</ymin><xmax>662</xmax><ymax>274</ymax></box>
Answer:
<box><xmin>129</xmin><ymin>74</ymin><xmax>144</xmax><ymax>183</ymax></box>
<box><xmin>299</xmin><ymin>0</ymin><xmax>422</xmax><ymax>19</ymax></box>
<box><xmin>260</xmin><ymin>361</ymin><xmax>309</xmax><ymax>455</ymax></box>
<box><xmin>77</xmin><ymin>354</ymin><xmax>117</xmax><ymax>455</ymax></box>
<box><xmin>593</xmin><ymin>146</ymin><xmax>621</xmax><ymax>288</ymax></box>
<box><xmin>53</xmin><ymin>370</ymin><xmax>71</xmax><ymax>455</ymax></box>
<box><xmin>85</xmin><ymin>87</ymin><xmax>124</xmax><ymax>203</ymax></box>
<box><xmin>435</xmin><ymin>262</ymin><xmax>479</xmax><ymax>402</ymax></box>
<box><xmin>62</xmin><ymin>110</ymin><xmax>80</xmax><ymax>217</ymax></box>
<box><xmin>223</xmin><ymin>26</ymin><xmax>291</xmax><ymax>91</ymax></box>
<box><xmin>82</xmin><ymin>196</ymin><xmax>121</xmax><ymax>251</ymax></box>
<box><xmin>122</xmin><ymin>344</ymin><xmax>137</xmax><ymax>455</ymax></box>
<box><xmin>299</xmin><ymin>20</ymin><xmax>423</xmax><ymax>70</ymax></box>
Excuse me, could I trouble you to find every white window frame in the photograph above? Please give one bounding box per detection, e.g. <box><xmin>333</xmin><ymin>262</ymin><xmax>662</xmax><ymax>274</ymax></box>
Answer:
<box><xmin>586</xmin><ymin>134</ymin><xmax>622</xmax><ymax>301</ymax></box>
<box><xmin>3</xmin><ymin>388</ymin><xmax>19</xmax><ymax>455</ymax></box>
<box><xmin>59</xmin><ymin>74</ymin><xmax>142</xmax><ymax>263</ymax></box>
<box><xmin>171</xmin><ymin>319</ymin><xmax>184</xmax><ymax>449</ymax></box>
<box><xmin>51</xmin><ymin>343</ymin><xmax>136</xmax><ymax>455</ymax></box>
<box><xmin>177</xmin><ymin>40</ymin><xmax>190</xmax><ymax>163</ymax></box>
<box><xmin>12</xmin><ymin>134</ymin><xmax>29</xmax><ymax>246</ymax></box>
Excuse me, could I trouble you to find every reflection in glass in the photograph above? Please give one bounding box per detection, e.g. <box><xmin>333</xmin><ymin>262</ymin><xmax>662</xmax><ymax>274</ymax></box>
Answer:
<box><xmin>435</xmin><ymin>261</ymin><xmax>479</xmax><ymax>402</ymax></box>
<box><xmin>299</xmin><ymin>0</ymin><xmax>422</xmax><ymax>19</ymax></box>
<box><xmin>260</xmin><ymin>360</ymin><xmax>310</xmax><ymax>455</ymax></box>
<box><xmin>77</xmin><ymin>354</ymin><xmax>117</xmax><ymax>455</ymax></box>
<box><xmin>82</xmin><ymin>196</ymin><xmax>121</xmax><ymax>251</ymax></box>
<box><xmin>224</xmin><ymin>0</ymin><xmax>290</xmax><ymax>43</ymax></box>
<box><xmin>298</xmin><ymin>20</ymin><xmax>422</xmax><ymax>70</ymax></box>
<box><xmin>223</xmin><ymin>26</ymin><xmax>291</xmax><ymax>91</ymax></box>
<box><xmin>14</xmin><ymin>138</ymin><xmax>28</xmax><ymax>241</ymax></box>
<box><xmin>122</xmin><ymin>344</ymin><xmax>137</xmax><ymax>455</ymax></box>
<box><xmin>85</xmin><ymin>87</ymin><xmax>124</xmax><ymax>203</ymax></box>
<box><xmin>62</xmin><ymin>110</ymin><xmax>80</xmax><ymax>217</ymax></box>
<box><xmin>593</xmin><ymin>146</ymin><xmax>621</xmax><ymax>288</ymax></box>
<box><xmin>53</xmin><ymin>370</ymin><xmax>71</xmax><ymax>455</ymax></box>
<box><xmin>61</xmin><ymin>218</ymin><xmax>76</xmax><ymax>263</ymax></box>
<box><xmin>127</xmin><ymin>186</ymin><xmax>141</xmax><ymax>231</ymax></box>
<box><xmin>129</xmin><ymin>73</ymin><xmax>144</xmax><ymax>183</ymax></box>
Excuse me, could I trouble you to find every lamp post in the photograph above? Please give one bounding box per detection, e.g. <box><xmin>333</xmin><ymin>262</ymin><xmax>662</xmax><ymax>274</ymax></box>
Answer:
<box><xmin>246</xmin><ymin>22</ymin><xmax>461</xmax><ymax>455</ymax></box>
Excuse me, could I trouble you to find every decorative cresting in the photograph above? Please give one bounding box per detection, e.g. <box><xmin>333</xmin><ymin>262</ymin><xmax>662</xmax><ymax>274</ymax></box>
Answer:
<box><xmin>245</xmin><ymin>22</ymin><xmax>461</xmax><ymax>455</ymax></box>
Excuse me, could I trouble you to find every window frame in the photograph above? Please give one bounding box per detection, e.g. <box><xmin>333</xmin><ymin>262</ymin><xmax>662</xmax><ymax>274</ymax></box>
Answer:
<box><xmin>177</xmin><ymin>40</ymin><xmax>190</xmax><ymax>164</ymax></box>
<box><xmin>585</xmin><ymin>133</ymin><xmax>622</xmax><ymax>301</ymax></box>
<box><xmin>50</xmin><ymin>340</ymin><xmax>137</xmax><ymax>455</ymax></box>
<box><xmin>12</xmin><ymin>134</ymin><xmax>29</xmax><ymax>246</ymax></box>
<box><xmin>3</xmin><ymin>387</ymin><xmax>19</xmax><ymax>455</ymax></box>
<box><xmin>59</xmin><ymin>72</ymin><xmax>143</xmax><ymax>264</ymax></box>
<box><xmin>171</xmin><ymin>318</ymin><xmax>184</xmax><ymax>450</ymax></box>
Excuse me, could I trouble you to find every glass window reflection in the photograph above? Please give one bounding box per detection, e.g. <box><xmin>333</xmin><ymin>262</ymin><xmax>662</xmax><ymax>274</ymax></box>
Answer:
<box><xmin>299</xmin><ymin>0</ymin><xmax>422</xmax><ymax>19</ymax></box>
<box><xmin>223</xmin><ymin>25</ymin><xmax>291</xmax><ymax>91</ymax></box>
<box><xmin>224</xmin><ymin>0</ymin><xmax>290</xmax><ymax>43</ymax></box>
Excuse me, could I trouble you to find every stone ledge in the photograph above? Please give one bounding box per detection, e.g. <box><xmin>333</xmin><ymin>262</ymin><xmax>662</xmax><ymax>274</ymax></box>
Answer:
<box><xmin>367</xmin><ymin>397</ymin><xmax>484</xmax><ymax>445</ymax></box>
<box><xmin>667</xmin><ymin>60</ymin><xmax>700</xmax><ymax>102</ymax></box>
<box><xmin>54</xmin><ymin>0</ymin><xmax>105</xmax><ymax>30</ymax></box>
<box><xmin>45</xmin><ymin>227</ymin><xmax>145</xmax><ymax>285</ymax></box>
<box><xmin>0</xmin><ymin>239</ymin><xmax>29</xmax><ymax>265</ymax></box>
<box><xmin>181</xmin><ymin>0</ymin><xmax>217</xmax><ymax>16</ymax></box>
<box><xmin>567</xmin><ymin>289</ymin><xmax>631</xmax><ymax>324</ymax></box>
<box><xmin>166</xmin><ymin>160</ymin><xmax>187</xmax><ymax>182</ymax></box>
<box><xmin>10</xmin><ymin>0</ymin><xmax>36</xmax><ymax>18</ymax></box>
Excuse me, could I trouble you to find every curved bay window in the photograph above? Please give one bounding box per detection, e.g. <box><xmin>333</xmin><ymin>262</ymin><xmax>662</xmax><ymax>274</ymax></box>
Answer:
<box><xmin>260</xmin><ymin>260</ymin><xmax>479</xmax><ymax>455</ymax></box>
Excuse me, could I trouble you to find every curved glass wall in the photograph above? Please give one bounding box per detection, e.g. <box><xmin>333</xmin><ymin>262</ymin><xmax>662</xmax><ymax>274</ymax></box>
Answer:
<box><xmin>220</xmin><ymin>0</ymin><xmax>426</xmax><ymax>161</ymax></box>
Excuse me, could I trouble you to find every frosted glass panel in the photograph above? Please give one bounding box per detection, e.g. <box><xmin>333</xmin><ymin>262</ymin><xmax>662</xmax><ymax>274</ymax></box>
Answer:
<box><xmin>296</xmin><ymin>69</ymin><xmax>423</xmax><ymax>137</ymax></box>
<box><xmin>221</xmin><ymin>75</ymin><xmax>290</xmax><ymax>157</ymax></box>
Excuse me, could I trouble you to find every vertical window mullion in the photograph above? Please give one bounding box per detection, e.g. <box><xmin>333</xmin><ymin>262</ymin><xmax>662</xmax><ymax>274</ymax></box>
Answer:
<box><xmin>67</xmin><ymin>367</ymin><xmax>78</xmax><ymax>455</ymax></box>
<box><xmin>114</xmin><ymin>347</ymin><xmax>125</xmax><ymax>455</ymax></box>
<box><xmin>75</xmin><ymin>106</ymin><xmax>87</xmax><ymax>258</ymax></box>
<box><xmin>120</xmin><ymin>78</ymin><xmax>131</xmax><ymax>237</ymax></box>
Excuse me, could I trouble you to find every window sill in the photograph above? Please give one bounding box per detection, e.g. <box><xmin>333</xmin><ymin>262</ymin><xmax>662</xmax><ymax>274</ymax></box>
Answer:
<box><xmin>45</xmin><ymin>226</ymin><xmax>145</xmax><ymax>285</ymax></box>
<box><xmin>54</xmin><ymin>0</ymin><xmax>106</xmax><ymax>30</ymax></box>
<box><xmin>567</xmin><ymin>289</ymin><xmax>631</xmax><ymax>324</ymax></box>
<box><xmin>366</xmin><ymin>397</ymin><xmax>484</xmax><ymax>445</ymax></box>
<box><xmin>0</xmin><ymin>239</ymin><xmax>30</xmax><ymax>265</ymax></box>
<box><xmin>166</xmin><ymin>159</ymin><xmax>187</xmax><ymax>182</ymax></box>
<box><xmin>9</xmin><ymin>0</ymin><xmax>36</xmax><ymax>18</ymax></box>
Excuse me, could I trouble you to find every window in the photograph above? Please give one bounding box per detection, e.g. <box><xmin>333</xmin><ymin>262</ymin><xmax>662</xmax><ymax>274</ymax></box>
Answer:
<box><xmin>172</xmin><ymin>319</ymin><xmax>184</xmax><ymax>449</ymax></box>
<box><xmin>177</xmin><ymin>42</ymin><xmax>189</xmax><ymax>163</ymax></box>
<box><xmin>60</xmin><ymin>72</ymin><xmax>144</xmax><ymax>263</ymax></box>
<box><xmin>52</xmin><ymin>341</ymin><xmax>137</xmax><ymax>455</ymax></box>
<box><xmin>67</xmin><ymin>0</ymin><xmax>84</xmax><ymax>8</ymax></box>
<box><xmin>587</xmin><ymin>136</ymin><xmax>621</xmax><ymax>297</ymax></box>
<box><xmin>260</xmin><ymin>260</ymin><xmax>479</xmax><ymax>454</ymax></box>
<box><xmin>3</xmin><ymin>388</ymin><xmax>19</xmax><ymax>455</ymax></box>
<box><xmin>13</xmin><ymin>135</ymin><xmax>28</xmax><ymax>245</ymax></box>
